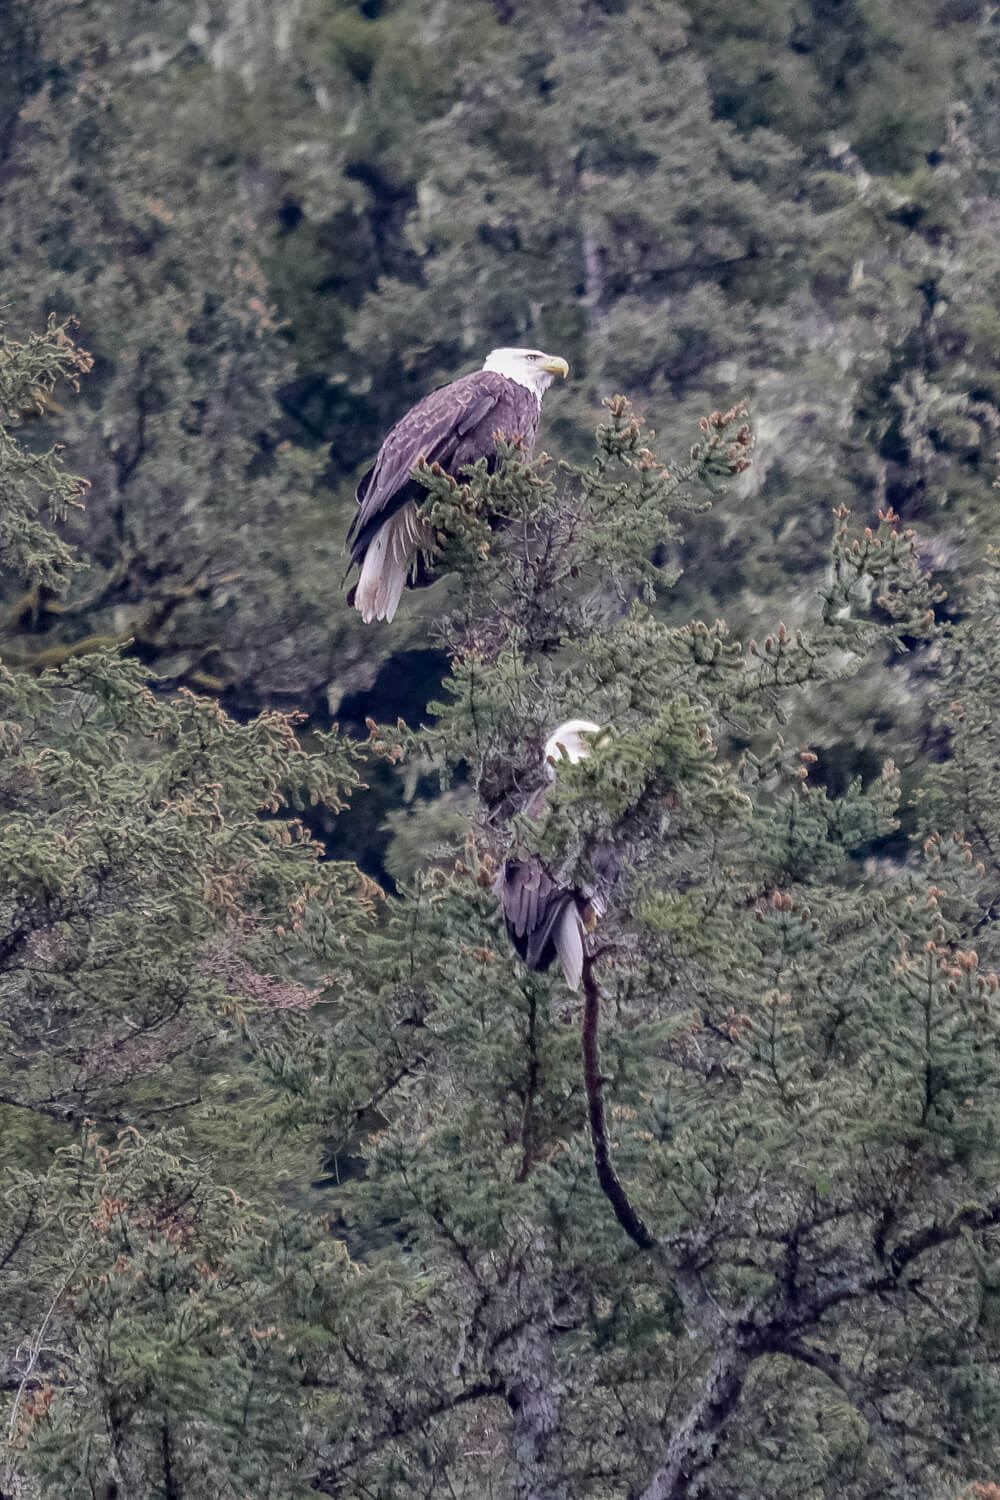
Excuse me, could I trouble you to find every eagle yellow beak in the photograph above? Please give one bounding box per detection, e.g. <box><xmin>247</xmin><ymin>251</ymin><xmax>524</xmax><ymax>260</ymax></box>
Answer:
<box><xmin>540</xmin><ymin>355</ymin><xmax>569</xmax><ymax>378</ymax></box>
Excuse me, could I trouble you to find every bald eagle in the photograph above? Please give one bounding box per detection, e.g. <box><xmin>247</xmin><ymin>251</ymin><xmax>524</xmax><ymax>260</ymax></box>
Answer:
<box><xmin>346</xmin><ymin>347</ymin><xmax>569</xmax><ymax>623</ymax></box>
<box><xmin>497</xmin><ymin>720</ymin><xmax>604</xmax><ymax>992</ymax></box>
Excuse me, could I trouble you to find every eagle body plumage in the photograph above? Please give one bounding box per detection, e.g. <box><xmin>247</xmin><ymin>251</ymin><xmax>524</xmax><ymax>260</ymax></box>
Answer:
<box><xmin>495</xmin><ymin>720</ymin><xmax>605</xmax><ymax>992</ymax></box>
<box><xmin>346</xmin><ymin>349</ymin><xmax>568</xmax><ymax>622</ymax></box>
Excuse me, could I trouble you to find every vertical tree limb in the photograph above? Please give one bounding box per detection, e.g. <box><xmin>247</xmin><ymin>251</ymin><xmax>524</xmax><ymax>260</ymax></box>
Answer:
<box><xmin>581</xmin><ymin>956</ymin><xmax>656</xmax><ymax>1251</ymax></box>
<box><xmin>635</xmin><ymin>1332</ymin><xmax>757</xmax><ymax>1500</ymax></box>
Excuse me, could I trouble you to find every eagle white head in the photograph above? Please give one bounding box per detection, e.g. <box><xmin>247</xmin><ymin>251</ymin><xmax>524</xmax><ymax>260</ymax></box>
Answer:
<box><xmin>544</xmin><ymin>719</ymin><xmax>603</xmax><ymax>774</ymax></box>
<box><xmin>482</xmin><ymin>347</ymin><xmax>570</xmax><ymax>401</ymax></box>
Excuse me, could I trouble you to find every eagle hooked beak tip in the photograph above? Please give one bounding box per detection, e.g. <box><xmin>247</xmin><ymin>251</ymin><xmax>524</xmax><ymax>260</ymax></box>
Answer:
<box><xmin>541</xmin><ymin>355</ymin><xmax>569</xmax><ymax>378</ymax></box>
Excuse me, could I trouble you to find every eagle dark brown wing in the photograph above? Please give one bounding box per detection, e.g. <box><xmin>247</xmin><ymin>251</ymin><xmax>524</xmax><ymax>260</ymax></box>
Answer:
<box><xmin>497</xmin><ymin>856</ymin><xmax>586</xmax><ymax>991</ymax></box>
<box><xmin>346</xmin><ymin>369</ymin><xmax>540</xmax><ymax>571</ymax></box>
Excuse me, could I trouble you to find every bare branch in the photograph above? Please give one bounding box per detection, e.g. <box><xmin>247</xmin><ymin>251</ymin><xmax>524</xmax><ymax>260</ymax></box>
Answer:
<box><xmin>581</xmin><ymin>955</ymin><xmax>656</xmax><ymax>1251</ymax></box>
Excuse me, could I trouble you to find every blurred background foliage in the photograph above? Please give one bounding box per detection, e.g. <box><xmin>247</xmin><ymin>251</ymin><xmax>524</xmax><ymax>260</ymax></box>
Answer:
<box><xmin>2</xmin><ymin>0</ymin><xmax>1000</xmax><ymax>868</ymax></box>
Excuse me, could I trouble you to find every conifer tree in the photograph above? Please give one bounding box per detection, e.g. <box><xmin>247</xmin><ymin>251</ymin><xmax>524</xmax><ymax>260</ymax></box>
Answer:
<box><xmin>0</xmin><ymin>6</ymin><xmax>373</xmax><ymax>704</ymax></box>
<box><xmin>0</xmin><ymin>321</ymin><xmax>370</xmax><ymax>1499</ymax></box>
<box><xmin>282</xmin><ymin>401</ymin><xmax>1000</xmax><ymax>1499</ymax></box>
<box><xmin>7</xmin><ymin>317</ymin><xmax>1000</xmax><ymax>1500</ymax></box>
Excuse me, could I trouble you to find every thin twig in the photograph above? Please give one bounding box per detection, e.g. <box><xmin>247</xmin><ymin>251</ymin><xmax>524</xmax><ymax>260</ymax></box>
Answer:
<box><xmin>3</xmin><ymin>1249</ymin><xmax>86</xmax><ymax>1484</ymax></box>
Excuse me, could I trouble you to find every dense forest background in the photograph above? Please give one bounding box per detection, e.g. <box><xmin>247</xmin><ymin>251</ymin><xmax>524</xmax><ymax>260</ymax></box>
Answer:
<box><xmin>5</xmin><ymin>1</ymin><xmax>1000</xmax><ymax>1497</ymax></box>
<box><xmin>4</xmin><ymin>0</ymin><xmax>1000</xmax><ymax>806</ymax></box>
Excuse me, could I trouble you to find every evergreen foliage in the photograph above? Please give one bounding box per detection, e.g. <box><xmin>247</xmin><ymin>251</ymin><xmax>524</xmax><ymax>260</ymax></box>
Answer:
<box><xmin>277</xmin><ymin>395</ymin><xmax>1000</xmax><ymax>1498</ymax></box>
<box><xmin>4</xmin><ymin>0</ymin><xmax>1000</xmax><ymax>1493</ymax></box>
<box><xmin>0</xmin><ymin>322</ymin><xmax>370</xmax><ymax>1498</ymax></box>
<box><xmin>6</xmin><ymin>310</ymin><xmax>1000</xmax><ymax>1496</ymax></box>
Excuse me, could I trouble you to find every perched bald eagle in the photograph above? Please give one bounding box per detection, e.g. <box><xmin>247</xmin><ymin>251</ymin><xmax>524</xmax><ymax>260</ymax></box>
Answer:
<box><xmin>497</xmin><ymin>720</ymin><xmax>603</xmax><ymax>992</ymax></box>
<box><xmin>346</xmin><ymin>347</ymin><xmax>569</xmax><ymax>623</ymax></box>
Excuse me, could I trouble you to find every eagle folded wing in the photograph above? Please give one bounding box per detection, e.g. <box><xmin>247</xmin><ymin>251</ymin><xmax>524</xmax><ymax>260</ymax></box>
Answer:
<box><xmin>347</xmin><ymin>380</ymin><xmax>510</xmax><ymax>556</ymax></box>
<box><xmin>497</xmin><ymin>857</ymin><xmax>586</xmax><ymax>992</ymax></box>
<box><xmin>348</xmin><ymin>408</ymin><xmax>462</xmax><ymax>555</ymax></box>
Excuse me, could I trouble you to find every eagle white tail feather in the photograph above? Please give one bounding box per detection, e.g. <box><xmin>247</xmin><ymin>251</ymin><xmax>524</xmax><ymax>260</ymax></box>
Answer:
<box><xmin>354</xmin><ymin>505</ymin><xmax>429</xmax><ymax>623</ymax></box>
<box><xmin>355</xmin><ymin>536</ymin><xmax>407</xmax><ymax>623</ymax></box>
<box><xmin>555</xmin><ymin>905</ymin><xmax>585</xmax><ymax>992</ymax></box>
